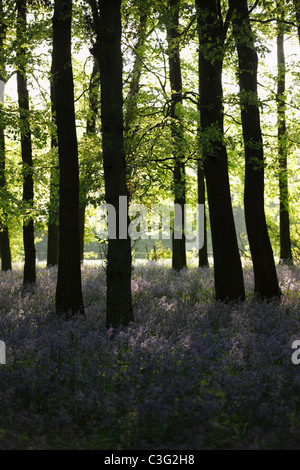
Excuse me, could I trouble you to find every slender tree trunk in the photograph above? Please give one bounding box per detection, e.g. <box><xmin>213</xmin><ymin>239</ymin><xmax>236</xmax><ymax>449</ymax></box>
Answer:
<box><xmin>123</xmin><ymin>9</ymin><xmax>148</xmax><ymax>203</ymax></box>
<box><xmin>47</xmin><ymin>63</ymin><xmax>59</xmax><ymax>267</ymax></box>
<box><xmin>166</xmin><ymin>0</ymin><xmax>187</xmax><ymax>271</ymax></box>
<box><xmin>293</xmin><ymin>0</ymin><xmax>300</xmax><ymax>43</ymax></box>
<box><xmin>0</xmin><ymin>114</ymin><xmax>11</xmax><ymax>272</ymax></box>
<box><xmin>277</xmin><ymin>12</ymin><xmax>293</xmax><ymax>264</ymax></box>
<box><xmin>230</xmin><ymin>0</ymin><xmax>281</xmax><ymax>298</ymax></box>
<box><xmin>78</xmin><ymin>205</ymin><xmax>85</xmax><ymax>264</ymax></box>
<box><xmin>16</xmin><ymin>0</ymin><xmax>36</xmax><ymax>287</ymax></box>
<box><xmin>93</xmin><ymin>0</ymin><xmax>133</xmax><ymax>328</ymax></box>
<box><xmin>0</xmin><ymin>6</ymin><xmax>11</xmax><ymax>272</ymax></box>
<box><xmin>78</xmin><ymin>59</ymin><xmax>100</xmax><ymax>264</ymax></box>
<box><xmin>197</xmin><ymin>66</ymin><xmax>209</xmax><ymax>268</ymax></box>
<box><xmin>195</xmin><ymin>0</ymin><xmax>245</xmax><ymax>301</ymax></box>
<box><xmin>0</xmin><ymin>229</ymin><xmax>11</xmax><ymax>271</ymax></box>
<box><xmin>197</xmin><ymin>162</ymin><xmax>209</xmax><ymax>267</ymax></box>
<box><xmin>47</xmin><ymin>218</ymin><xmax>59</xmax><ymax>267</ymax></box>
<box><xmin>53</xmin><ymin>0</ymin><xmax>84</xmax><ymax>317</ymax></box>
<box><xmin>124</xmin><ymin>11</ymin><xmax>147</xmax><ymax>141</ymax></box>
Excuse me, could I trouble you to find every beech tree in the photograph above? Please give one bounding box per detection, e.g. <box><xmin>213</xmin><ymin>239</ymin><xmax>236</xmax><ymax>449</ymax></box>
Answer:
<box><xmin>53</xmin><ymin>0</ymin><xmax>84</xmax><ymax>317</ymax></box>
<box><xmin>0</xmin><ymin>0</ymin><xmax>11</xmax><ymax>272</ymax></box>
<box><xmin>79</xmin><ymin>57</ymin><xmax>100</xmax><ymax>263</ymax></box>
<box><xmin>47</xmin><ymin>57</ymin><xmax>59</xmax><ymax>268</ymax></box>
<box><xmin>195</xmin><ymin>0</ymin><xmax>245</xmax><ymax>301</ymax></box>
<box><xmin>124</xmin><ymin>5</ymin><xmax>148</xmax><ymax>157</ymax></box>
<box><xmin>166</xmin><ymin>0</ymin><xmax>187</xmax><ymax>271</ymax></box>
<box><xmin>16</xmin><ymin>0</ymin><xmax>36</xmax><ymax>287</ymax></box>
<box><xmin>197</xmin><ymin>68</ymin><xmax>208</xmax><ymax>269</ymax></box>
<box><xmin>88</xmin><ymin>0</ymin><xmax>134</xmax><ymax>328</ymax></box>
<box><xmin>276</xmin><ymin>2</ymin><xmax>293</xmax><ymax>265</ymax></box>
<box><xmin>230</xmin><ymin>0</ymin><xmax>281</xmax><ymax>298</ymax></box>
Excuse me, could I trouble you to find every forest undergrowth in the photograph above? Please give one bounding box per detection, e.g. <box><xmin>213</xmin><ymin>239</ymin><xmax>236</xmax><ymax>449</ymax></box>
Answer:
<box><xmin>0</xmin><ymin>260</ymin><xmax>300</xmax><ymax>450</ymax></box>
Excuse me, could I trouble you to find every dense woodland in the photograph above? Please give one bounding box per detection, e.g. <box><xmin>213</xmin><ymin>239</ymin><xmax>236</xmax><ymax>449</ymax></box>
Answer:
<box><xmin>1</xmin><ymin>0</ymin><xmax>300</xmax><ymax>450</ymax></box>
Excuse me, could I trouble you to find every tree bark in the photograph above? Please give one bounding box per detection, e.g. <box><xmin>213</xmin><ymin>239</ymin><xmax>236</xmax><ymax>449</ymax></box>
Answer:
<box><xmin>0</xmin><ymin>117</ymin><xmax>12</xmax><ymax>272</ymax></box>
<box><xmin>277</xmin><ymin>12</ymin><xmax>293</xmax><ymax>264</ymax></box>
<box><xmin>166</xmin><ymin>0</ymin><xmax>187</xmax><ymax>271</ymax></box>
<box><xmin>197</xmin><ymin>162</ymin><xmax>209</xmax><ymax>267</ymax></box>
<box><xmin>78</xmin><ymin>59</ymin><xmax>100</xmax><ymax>264</ymax></box>
<box><xmin>0</xmin><ymin>3</ymin><xmax>12</xmax><ymax>272</ymax></box>
<box><xmin>78</xmin><ymin>205</ymin><xmax>85</xmax><ymax>264</ymax></box>
<box><xmin>195</xmin><ymin>0</ymin><xmax>245</xmax><ymax>301</ymax></box>
<box><xmin>92</xmin><ymin>0</ymin><xmax>133</xmax><ymax>328</ymax></box>
<box><xmin>230</xmin><ymin>0</ymin><xmax>281</xmax><ymax>298</ymax></box>
<box><xmin>47</xmin><ymin>216</ymin><xmax>59</xmax><ymax>267</ymax></box>
<box><xmin>16</xmin><ymin>0</ymin><xmax>36</xmax><ymax>287</ymax></box>
<box><xmin>47</xmin><ymin>62</ymin><xmax>59</xmax><ymax>267</ymax></box>
<box><xmin>53</xmin><ymin>0</ymin><xmax>84</xmax><ymax>317</ymax></box>
<box><xmin>197</xmin><ymin>53</ymin><xmax>209</xmax><ymax>268</ymax></box>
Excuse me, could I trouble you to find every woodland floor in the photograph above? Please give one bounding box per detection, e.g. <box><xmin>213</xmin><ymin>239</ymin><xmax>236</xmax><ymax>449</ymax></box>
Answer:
<box><xmin>0</xmin><ymin>260</ymin><xmax>300</xmax><ymax>449</ymax></box>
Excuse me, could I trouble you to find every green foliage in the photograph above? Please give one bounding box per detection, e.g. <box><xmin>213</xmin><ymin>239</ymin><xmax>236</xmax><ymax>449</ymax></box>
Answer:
<box><xmin>0</xmin><ymin>0</ymin><xmax>299</xmax><ymax>267</ymax></box>
<box><xmin>146</xmin><ymin>240</ymin><xmax>172</xmax><ymax>261</ymax></box>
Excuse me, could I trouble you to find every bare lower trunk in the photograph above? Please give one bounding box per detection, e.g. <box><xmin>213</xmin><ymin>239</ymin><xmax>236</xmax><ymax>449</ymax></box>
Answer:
<box><xmin>198</xmin><ymin>162</ymin><xmax>209</xmax><ymax>268</ymax></box>
<box><xmin>230</xmin><ymin>0</ymin><xmax>281</xmax><ymax>298</ymax></box>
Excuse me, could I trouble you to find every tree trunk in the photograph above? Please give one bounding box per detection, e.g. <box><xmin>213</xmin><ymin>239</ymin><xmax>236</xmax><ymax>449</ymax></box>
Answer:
<box><xmin>0</xmin><ymin>119</ymin><xmax>12</xmax><ymax>272</ymax></box>
<box><xmin>166</xmin><ymin>0</ymin><xmax>187</xmax><ymax>271</ymax></box>
<box><xmin>93</xmin><ymin>0</ymin><xmax>133</xmax><ymax>328</ymax></box>
<box><xmin>196</xmin><ymin>0</ymin><xmax>245</xmax><ymax>301</ymax></box>
<box><xmin>78</xmin><ymin>59</ymin><xmax>100</xmax><ymax>264</ymax></box>
<box><xmin>124</xmin><ymin>9</ymin><xmax>147</xmax><ymax>199</ymax></box>
<box><xmin>78</xmin><ymin>205</ymin><xmax>85</xmax><ymax>263</ymax></box>
<box><xmin>16</xmin><ymin>0</ymin><xmax>36</xmax><ymax>287</ymax></box>
<box><xmin>197</xmin><ymin>162</ymin><xmax>209</xmax><ymax>267</ymax></box>
<box><xmin>230</xmin><ymin>0</ymin><xmax>281</xmax><ymax>298</ymax></box>
<box><xmin>124</xmin><ymin>11</ymin><xmax>147</xmax><ymax>139</ymax></box>
<box><xmin>47</xmin><ymin>218</ymin><xmax>59</xmax><ymax>267</ymax></box>
<box><xmin>0</xmin><ymin>228</ymin><xmax>11</xmax><ymax>271</ymax></box>
<box><xmin>53</xmin><ymin>0</ymin><xmax>84</xmax><ymax>317</ymax></box>
<box><xmin>0</xmin><ymin>6</ymin><xmax>12</xmax><ymax>272</ymax></box>
<box><xmin>197</xmin><ymin>57</ymin><xmax>209</xmax><ymax>268</ymax></box>
<box><xmin>277</xmin><ymin>12</ymin><xmax>293</xmax><ymax>264</ymax></box>
<box><xmin>47</xmin><ymin>63</ymin><xmax>59</xmax><ymax>267</ymax></box>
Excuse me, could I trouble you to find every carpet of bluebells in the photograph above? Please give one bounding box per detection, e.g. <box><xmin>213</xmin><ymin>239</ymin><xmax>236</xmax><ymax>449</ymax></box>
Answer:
<box><xmin>0</xmin><ymin>260</ymin><xmax>300</xmax><ymax>449</ymax></box>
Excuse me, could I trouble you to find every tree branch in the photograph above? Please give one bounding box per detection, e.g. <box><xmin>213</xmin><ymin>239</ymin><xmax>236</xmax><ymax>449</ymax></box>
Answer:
<box><xmin>249</xmin><ymin>17</ymin><xmax>297</xmax><ymax>28</ymax></box>
<box><xmin>249</xmin><ymin>0</ymin><xmax>260</xmax><ymax>14</ymax></box>
<box><xmin>86</xmin><ymin>0</ymin><xmax>99</xmax><ymax>29</ymax></box>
